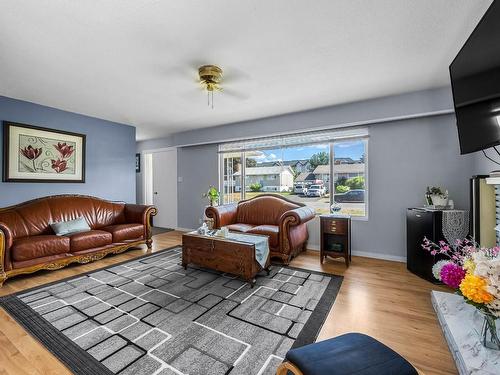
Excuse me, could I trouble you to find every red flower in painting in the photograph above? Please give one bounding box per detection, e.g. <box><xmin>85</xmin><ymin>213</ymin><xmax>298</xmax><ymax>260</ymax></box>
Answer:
<box><xmin>20</xmin><ymin>145</ymin><xmax>42</xmax><ymax>160</ymax></box>
<box><xmin>51</xmin><ymin>159</ymin><xmax>68</xmax><ymax>173</ymax></box>
<box><xmin>54</xmin><ymin>142</ymin><xmax>74</xmax><ymax>159</ymax></box>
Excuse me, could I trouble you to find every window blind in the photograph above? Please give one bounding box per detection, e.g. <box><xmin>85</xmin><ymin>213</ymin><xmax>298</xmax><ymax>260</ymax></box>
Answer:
<box><xmin>218</xmin><ymin>127</ymin><xmax>369</xmax><ymax>153</ymax></box>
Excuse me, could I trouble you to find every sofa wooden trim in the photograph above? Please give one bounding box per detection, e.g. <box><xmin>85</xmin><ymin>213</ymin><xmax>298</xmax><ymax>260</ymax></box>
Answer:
<box><xmin>0</xmin><ymin>195</ymin><xmax>157</xmax><ymax>287</ymax></box>
<box><xmin>276</xmin><ymin>361</ymin><xmax>304</xmax><ymax>375</ymax></box>
<box><xmin>276</xmin><ymin>361</ymin><xmax>425</xmax><ymax>375</ymax></box>
<box><xmin>276</xmin><ymin>360</ymin><xmax>425</xmax><ymax>375</ymax></box>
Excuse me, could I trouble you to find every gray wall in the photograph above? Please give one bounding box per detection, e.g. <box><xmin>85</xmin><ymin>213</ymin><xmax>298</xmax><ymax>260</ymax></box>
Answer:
<box><xmin>0</xmin><ymin>96</ymin><xmax>136</xmax><ymax>206</ymax></box>
<box><xmin>473</xmin><ymin>150</ymin><xmax>500</xmax><ymax>175</ymax></box>
<box><xmin>348</xmin><ymin>114</ymin><xmax>472</xmax><ymax>259</ymax></box>
<box><xmin>169</xmin><ymin>114</ymin><xmax>473</xmax><ymax>260</ymax></box>
<box><xmin>137</xmin><ymin>87</ymin><xmax>480</xmax><ymax>260</ymax></box>
<box><xmin>138</xmin><ymin>87</ymin><xmax>454</xmax><ymax>151</ymax></box>
<box><xmin>177</xmin><ymin>144</ymin><xmax>219</xmax><ymax>229</ymax></box>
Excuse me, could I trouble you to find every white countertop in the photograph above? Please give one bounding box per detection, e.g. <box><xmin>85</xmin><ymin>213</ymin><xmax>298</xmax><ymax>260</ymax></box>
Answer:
<box><xmin>432</xmin><ymin>291</ymin><xmax>500</xmax><ymax>375</ymax></box>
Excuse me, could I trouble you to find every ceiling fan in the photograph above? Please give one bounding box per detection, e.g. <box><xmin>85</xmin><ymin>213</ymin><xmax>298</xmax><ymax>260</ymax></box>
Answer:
<box><xmin>198</xmin><ymin>65</ymin><xmax>223</xmax><ymax>108</ymax></box>
<box><xmin>196</xmin><ymin>64</ymin><xmax>249</xmax><ymax>108</ymax></box>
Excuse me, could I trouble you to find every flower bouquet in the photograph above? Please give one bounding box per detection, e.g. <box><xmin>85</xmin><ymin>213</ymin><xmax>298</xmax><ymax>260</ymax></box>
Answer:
<box><xmin>422</xmin><ymin>237</ymin><xmax>500</xmax><ymax>350</ymax></box>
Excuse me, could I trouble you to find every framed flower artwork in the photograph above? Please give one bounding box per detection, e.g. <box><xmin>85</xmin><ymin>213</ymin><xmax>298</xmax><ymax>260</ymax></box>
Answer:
<box><xmin>2</xmin><ymin>121</ymin><xmax>86</xmax><ymax>183</ymax></box>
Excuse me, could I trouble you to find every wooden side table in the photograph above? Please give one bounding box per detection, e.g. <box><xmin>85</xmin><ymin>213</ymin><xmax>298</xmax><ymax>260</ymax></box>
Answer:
<box><xmin>320</xmin><ymin>215</ymin><xmax>351</xmax><ymax>267</ymax></box>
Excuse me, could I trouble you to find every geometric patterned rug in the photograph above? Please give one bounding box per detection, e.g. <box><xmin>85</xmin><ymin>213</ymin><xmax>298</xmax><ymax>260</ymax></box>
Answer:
<box><xmin>0</xmin><ymin>246</ymin><xmax>343</xmax><ymax>375</ymax></box>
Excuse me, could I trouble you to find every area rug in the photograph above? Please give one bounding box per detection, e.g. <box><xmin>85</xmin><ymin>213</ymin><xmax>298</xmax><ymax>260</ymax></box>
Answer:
<box><xmin>0</xmin><ymin>246</ymin><xmax>343</xmax><ymax>375</ymax></box>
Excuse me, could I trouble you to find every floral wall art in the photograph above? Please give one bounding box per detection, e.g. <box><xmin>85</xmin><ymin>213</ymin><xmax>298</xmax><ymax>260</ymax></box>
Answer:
<box><xmin>3</xmin><ymin>122</ymin><xmax>86</xmax><ymax>182</ymax></box>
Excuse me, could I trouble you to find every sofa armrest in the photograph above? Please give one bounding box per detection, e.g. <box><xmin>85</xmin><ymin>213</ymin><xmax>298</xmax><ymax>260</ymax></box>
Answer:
<box><xmin>125</xmin><ymin>204</ymin><xmax>157</xmax><ymax>243</ymax></box>
<box><xmin>0</xmin><ymin>222</ymin><xmax>13</xmax><ymax>276</ymax></box>
<box><xmin>279</xmin><ymin>206</ymin><xmax>315</xmax><ymax>227</ymax></box>
<box><xmin>278</xmin><ymin>207</ymin><xmax>315</xmax><ymax>256</ymax></box>
<box><xmin>0</xmin><ymin>222</ymin><xmax>13</xmax><ymax>250</ymax></box>
<box><xmin>125</xmin><ymin>204</ymin><xmax>157</xmax><ymax>225</ymax></box>
<box><xmin>205</xmin><ymin>204</ymin><xmax>238</xmax><ymax>228</ymax></box>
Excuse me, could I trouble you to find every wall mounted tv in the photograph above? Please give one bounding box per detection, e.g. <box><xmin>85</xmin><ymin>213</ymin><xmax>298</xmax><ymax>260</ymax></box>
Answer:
<box><xmin>450</xmin><ymin>1</ymin><xmax>500</xmax><ymax>155</ymax></box>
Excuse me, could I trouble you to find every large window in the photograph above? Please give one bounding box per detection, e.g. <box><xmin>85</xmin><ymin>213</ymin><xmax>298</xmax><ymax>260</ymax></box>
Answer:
<box><xmin>219</xmin><ymin>129</ymin><xmax>368</xmax><ymax>218</ymax></box>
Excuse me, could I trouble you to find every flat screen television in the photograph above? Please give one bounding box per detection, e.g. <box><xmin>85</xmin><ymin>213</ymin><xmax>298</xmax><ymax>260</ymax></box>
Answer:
<box><xmin>450</xmin><ymin>1</ymin><xmax>500</xmax><ymax>155</ymax></box>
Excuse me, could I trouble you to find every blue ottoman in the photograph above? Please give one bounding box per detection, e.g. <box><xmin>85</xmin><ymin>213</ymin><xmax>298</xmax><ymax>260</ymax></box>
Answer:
<box><xmin>277</xmin><ymin>333</ymin><xmax>419</xmax><ymax>375</ymax></box>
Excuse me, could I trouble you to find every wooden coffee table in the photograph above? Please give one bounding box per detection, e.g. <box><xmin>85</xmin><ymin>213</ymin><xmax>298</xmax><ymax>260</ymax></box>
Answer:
<box><xmin>181</xmin><ymin>231</ymin><xmax>271</xmax><ymax>286</ymax></box>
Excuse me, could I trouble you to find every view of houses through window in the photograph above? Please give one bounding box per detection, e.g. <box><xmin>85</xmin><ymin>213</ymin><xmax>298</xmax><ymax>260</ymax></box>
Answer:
<box><xmin>220</xmin><ymin>135</ymin><xmax>367</xmax><ymax>217</ymax></box>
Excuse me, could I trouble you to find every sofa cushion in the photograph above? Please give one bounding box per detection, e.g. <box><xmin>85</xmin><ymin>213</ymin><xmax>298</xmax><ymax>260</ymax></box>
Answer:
<box><xmin>12</xmin><ymin>235</ymin><xmax>70</xmax><ymax>261</ymax></box>
<box><xmin>102</xmin><ymin>224</ymin><xmax>144</xmax><ymax>242</ymax></box>
<box><xmin>285</xmin><ymin>333</ymin><xmax>418</xmax><ymax>375</ymax></box>
<box><xmin>226</xmin><ymin>223</ymin><xmax>255</xmax><ymax>233</ymax></box>
<box><xmin>247</xmin><ymin>225</ymin><xmax>279</xmax><ymax>248</ymax></box>
<box><xmin>69</xmin><ymin>230</ymin><xmax>113</xmax><ymax>252</ymax></box>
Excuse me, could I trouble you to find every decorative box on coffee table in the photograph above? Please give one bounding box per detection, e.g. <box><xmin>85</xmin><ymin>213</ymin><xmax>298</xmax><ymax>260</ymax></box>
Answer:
<box><xmin>182</xmin><ymin>231</ymin><xmax>271</xmax><ymax>286</ymax></box>
<box><xmin>320</xmin><ymin>215</ymin><xmax>351</xmax><ymax>267</ymax></box>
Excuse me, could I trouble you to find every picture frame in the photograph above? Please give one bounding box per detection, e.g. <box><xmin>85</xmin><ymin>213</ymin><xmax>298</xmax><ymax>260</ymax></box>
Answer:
<box><xmin>2</xmin><ymin>121</ymin><xmax>86</xmax><ymax>183</ymax></box>
<box><xmin>136</xmin><ymin>153</ymin><xmax>141</xmax><ymax>173</ymax></box>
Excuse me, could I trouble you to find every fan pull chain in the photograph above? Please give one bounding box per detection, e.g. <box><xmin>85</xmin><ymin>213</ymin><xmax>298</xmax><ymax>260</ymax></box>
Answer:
<box><xmin>207</xmin><ymin>89</ymin><xmax>215</xmax><ymax>109</ymax></box>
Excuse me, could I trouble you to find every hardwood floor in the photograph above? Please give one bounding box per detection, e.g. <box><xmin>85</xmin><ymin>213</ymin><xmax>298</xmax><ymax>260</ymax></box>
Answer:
<box><xmin>0</xmin><ymin>231</ymin><xmax>457</xmax><ymax>375</ymax></box>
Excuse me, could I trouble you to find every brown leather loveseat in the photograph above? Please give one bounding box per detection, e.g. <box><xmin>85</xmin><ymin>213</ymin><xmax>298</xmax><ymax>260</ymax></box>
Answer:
<box><xmin>0</xmin><ymin>195</ymin><xmax>157</xmax><ymax>286</ymax></box>
<box><xmin>205</xmin><ymin>194</ymin><xmax>315</xmax><ymax>264</ymax></box>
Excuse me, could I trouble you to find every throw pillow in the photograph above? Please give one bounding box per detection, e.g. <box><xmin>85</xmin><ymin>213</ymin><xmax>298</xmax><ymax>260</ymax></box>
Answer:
<box><xmin>50</xmin><ymin>217</ymin><xmax>91</xmax><ymax>236</ymax></box>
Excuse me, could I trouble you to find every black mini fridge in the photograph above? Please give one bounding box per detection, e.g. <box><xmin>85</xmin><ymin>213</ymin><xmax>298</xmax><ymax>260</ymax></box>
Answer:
<box><xmin>406</xmin><ymin>208</ymin><xmax>445</xmax><ymax>283</ymax></box>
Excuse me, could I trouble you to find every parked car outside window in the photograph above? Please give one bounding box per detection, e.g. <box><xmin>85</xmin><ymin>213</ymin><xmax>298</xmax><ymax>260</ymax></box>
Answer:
<box><xmin>307</xmin><ymin>184</ymin><xmax>326</xmax><ymax>197</ymax></box>
<box><xmin>294</xmin><ymin>184</ymin><xmax>308</xmax><ymax>195</ymax></box>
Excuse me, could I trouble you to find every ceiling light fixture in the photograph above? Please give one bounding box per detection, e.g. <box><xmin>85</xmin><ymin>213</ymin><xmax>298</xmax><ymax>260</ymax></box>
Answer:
<box><xmin>198</xmin><ymin>65</ymin><xmax>223</xmax><ymax>109</ymax></box>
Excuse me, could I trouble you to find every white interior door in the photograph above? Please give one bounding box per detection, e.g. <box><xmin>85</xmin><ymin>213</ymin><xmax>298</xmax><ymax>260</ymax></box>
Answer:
<box><xmin>151</xmin><ymin>149</ymin><xmax>177</xmax><ymax>229</ymax></box>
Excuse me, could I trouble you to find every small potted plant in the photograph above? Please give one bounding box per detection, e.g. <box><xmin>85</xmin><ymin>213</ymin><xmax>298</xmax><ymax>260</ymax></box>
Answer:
<box><xmin>203</xmin><ymin>185</ymin><xmax>220</xmax><ymax>207</ymax></box>
<box><xmin>426</xmin><ymin>186</ymin><xmax>449</xmax><ymax>207</ymax></box>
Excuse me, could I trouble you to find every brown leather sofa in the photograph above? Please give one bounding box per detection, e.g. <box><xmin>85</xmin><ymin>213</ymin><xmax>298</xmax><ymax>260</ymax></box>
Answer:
<box><xmin>205</xmin><ymin>194</ymin><xmax>315</xmax><ymax>264</ymax></box>
<box><xmin>0</xmin><ymin>195</ymin><xmax>157</xmax><ymax>286</ymax></box>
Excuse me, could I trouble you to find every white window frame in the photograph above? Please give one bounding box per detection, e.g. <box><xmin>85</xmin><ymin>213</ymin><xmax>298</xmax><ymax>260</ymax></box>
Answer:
<box><xmin>219</xmin><ymin>153</ymin><xmax>245</xmax><ymax>204</ymax></box>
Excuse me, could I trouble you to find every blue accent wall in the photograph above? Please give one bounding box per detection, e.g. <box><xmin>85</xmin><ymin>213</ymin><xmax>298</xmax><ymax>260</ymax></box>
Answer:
<box><xmin>0</xmin><ymin>96</ymin><xmax>136</xmax><ymax>206</ymax></box>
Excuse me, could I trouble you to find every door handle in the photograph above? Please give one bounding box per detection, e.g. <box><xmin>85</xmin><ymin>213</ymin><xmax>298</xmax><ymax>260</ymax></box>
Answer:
<box><xmin>154</xmin><ymin>192</ymin><xmax>158</xmax><ymax>195</ymax></box>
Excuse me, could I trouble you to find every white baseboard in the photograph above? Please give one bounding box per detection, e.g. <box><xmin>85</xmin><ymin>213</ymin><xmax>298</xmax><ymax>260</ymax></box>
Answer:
<box><xmin>351</xmin><ymin>250</ymin><xmax>406</xmax><ymax>263</ymax></box>
<box><xmin>306</xmin><ymin>243</ymin><xmax>406</xmax><ymax>263</ymax></box>
<box><xmin>175</xmin><ymin>227</ymin><xmax>195</xmax><ymax>232</ymax></box>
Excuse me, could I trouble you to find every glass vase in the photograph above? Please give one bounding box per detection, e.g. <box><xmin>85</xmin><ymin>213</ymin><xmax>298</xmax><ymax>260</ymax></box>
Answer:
<box><xmin>481</xmin><ymin>314</ymin><xmax>500</xmax><ymax>350</ymax></box>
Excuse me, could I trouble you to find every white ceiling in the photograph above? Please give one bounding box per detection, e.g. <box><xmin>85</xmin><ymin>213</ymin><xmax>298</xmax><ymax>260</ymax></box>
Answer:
<box><xmin>0</xmin><ymin>0</ymin><xmax>493</xmax><ymax>141</ymax></box>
